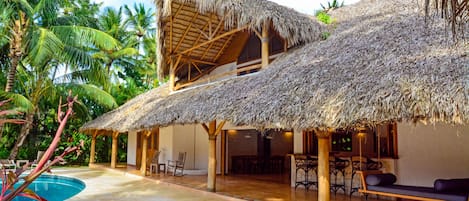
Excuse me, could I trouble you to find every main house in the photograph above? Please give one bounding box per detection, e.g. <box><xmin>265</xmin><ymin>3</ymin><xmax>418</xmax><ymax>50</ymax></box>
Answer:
<box><xmin>81</xmin><ymin>0</ymin><xmax>469</xmax><ymax>200</ymax></box>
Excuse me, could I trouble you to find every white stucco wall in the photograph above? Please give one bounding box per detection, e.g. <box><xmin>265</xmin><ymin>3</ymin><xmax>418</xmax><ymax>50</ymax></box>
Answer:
<box><xmin>173</xmin><ymin>125</ymin><xmax>196</xmax><ymax>170</ymax></box>
<box><xmin>159</xmin><ymin>126</ymin><xmax>174</xmax><ymax>164</ymax></box>
<box><xmin>194</xmin><ymin>125</ymin><xmax>209</xmax><ymax>169</ymax></box>
<box><xmin>156</xmin><ymin>124</ymin><xmax>223</xmax><ymax>172</ymax></box>
<box><xmin>396</xmin><ymin>122</ymin><xmax>469</xmax><ymax>187</ymax></box>
<box><xmin>293</xmin><ymin>129</ymin><xmax>303</xmax><ymax>153</ymax></box>
<box><xmin>127</xmin><ymin>131</ymin><xmax>137</xmax><ymax>165</ymax></box>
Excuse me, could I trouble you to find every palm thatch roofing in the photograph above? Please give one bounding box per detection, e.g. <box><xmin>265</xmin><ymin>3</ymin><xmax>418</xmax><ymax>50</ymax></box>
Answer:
<box><xmin>155</xmin><ymin>0</ymin><xmax>324</xmax><ymax>79</ymax></box>
<box><xmin>82</xmin><ymin>0</ymin><xmax>469</xmax><ymax>133</ymax></box>
<box><xmin>80</xmin><ymin>85</ymin><xmax>171</xmax><ymax>133</ymax></box>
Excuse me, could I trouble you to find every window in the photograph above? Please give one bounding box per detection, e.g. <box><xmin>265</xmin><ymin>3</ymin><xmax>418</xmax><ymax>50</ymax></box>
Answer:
<box><xmin>302</xmin><ymin>123</ymin><xmax>398</xmax><ymax>158</ymax></box>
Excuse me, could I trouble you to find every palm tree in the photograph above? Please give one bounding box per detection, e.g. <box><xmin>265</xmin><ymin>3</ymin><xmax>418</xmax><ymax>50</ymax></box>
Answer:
<box><xmin>123</xmin><ymin>3</ymin><xmax>158</xmax><ymax>88</ymax></box>
<box><xmin>0</xmin><ymin>0</ymin><xmax>33</xmax><ymax>92</ymax></box>
<box><xmin>94</xmin><ymin>7</ymin><xmax>138</xmax><ymax>91</ymax></box>
<box><xmin>0</xmin><ymin>0</ymin><xmax>121</xmax><ymax>159</ymax></box>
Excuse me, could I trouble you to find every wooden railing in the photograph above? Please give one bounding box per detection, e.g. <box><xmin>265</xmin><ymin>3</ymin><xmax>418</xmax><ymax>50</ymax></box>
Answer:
<box><xmin>174</xmin><ymin>64</ymin><xmax>262</xmax><ymax>90</ymax></box>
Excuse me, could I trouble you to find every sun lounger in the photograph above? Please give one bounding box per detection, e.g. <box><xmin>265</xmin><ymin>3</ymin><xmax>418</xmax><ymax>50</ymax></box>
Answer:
<box><xmin>358</xmin><ymin>171</ymin><xmax>469</xmax><ymax>201</ymax></box>
<box><xmin>0</xmin><ymin>159</ymin><xmax>17</xmax><ymax>172</ymax></box>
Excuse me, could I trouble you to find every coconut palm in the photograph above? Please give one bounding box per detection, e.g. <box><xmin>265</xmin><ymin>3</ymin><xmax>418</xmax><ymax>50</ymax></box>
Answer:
<box><xmin>123</xmin><ymin>3</ymin><xmax>158</xmax><ymax>88</ymax></box>
<box><xmin>0</xmin><ymin>0</ymin><xmax>121</xmax><ymax>159</ymax></box>
<box><xmin>94</xmin><ymin>7</ymin><xmax>138</xmax><ymax>91</ymax></box>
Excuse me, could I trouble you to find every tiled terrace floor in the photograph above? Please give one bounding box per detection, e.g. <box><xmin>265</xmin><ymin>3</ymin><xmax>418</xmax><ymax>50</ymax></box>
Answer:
<box><xmin>80</xmin><ymin>163</ymin><xmax>385</xmax><ymax>201</ymax></box>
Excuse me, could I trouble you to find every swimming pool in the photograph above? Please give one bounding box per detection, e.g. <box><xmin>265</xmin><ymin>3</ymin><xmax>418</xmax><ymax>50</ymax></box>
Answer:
<box><xmin>3</xmin><ymin>174</ymin><xmax>85</xmax><ymax>201</ymax></box>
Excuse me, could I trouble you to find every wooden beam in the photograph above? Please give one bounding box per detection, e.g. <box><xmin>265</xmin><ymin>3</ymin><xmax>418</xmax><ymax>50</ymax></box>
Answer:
<box><xmin>316</xmin><ymin>129</ymin><xmax>332</xmax><ymax>201</ymax></box>
<box><xmin>192</xmin><ymin>62</ymin><xmax>203</xmax><ymax>74</ymax></box>
<box><xmin>261</xmin><ymin>22</ymin><xmax>270</xmax><ymax>68</ymax></box>
<box><xmin>215</xmin><ymin>120</ymin><xmax>226</xmax><ymax>136</ymax></box>
<box><xmin>177</xmin><ymin>26</ymin><xmax>248</xmax><ymax>57</ymax></box>
<box><xmin>169</xmin><ymin>2</ymin><xmax>184</xmax><ymax>54</ymax></box>
<box><xmin>140</xmin><ymin>130</ymin><xmax>151</xmax><ymax>176</ymax></box>
<box><xmin>180</xmin><ymin>56</ymin><xmax>217</xmax><ymax>66</ymax></box>
<box><xmin>111</xmin><ymin>131</ymin><xmax>119</xmax><ymax>168</ymax></box>
<box><xmin>170</xmin><ymin>11</ymin><xmax>173</xmax><ymax>53</ymax></box>
<box><xmin>89</xmin><ymin>130</ymin><xmax>98</xmax><ymax>165</ymax></box>
<box><xmin>200</xmin><ymin>18</ymin><xmax>226</xmax><ymax>60</ymax></box>
<box><xmin>209</xmin><ymin>15</ymin><xmax>225</xmax><ymax>39</ymax></box>
<box><xmin>195</xmin><ymin>26</ymin><xmax>210</xmax><ymax>41</ymax></box>
<box><xmin>201</xmin><ymin>123</ymin><xmax>209</xmax><ymax>134</ymax></box>
<box><xmin>187</xmin><ymin>23</ymin><xmax>210</xmax><ymax>58</ymax></box>
<box><xmin>174</xmin><ymin>12</ymin><xmax>199</xmax><ymax>53</ymax></box>
<box><xmin>214</xmin><ymin>34</ymin><xmax>234</xmax><ymax>62</ymax></box>
<box><xmin>207</xmin><ymin>120</ymin><xmax>217</xmax><ymax>192</ymax></box>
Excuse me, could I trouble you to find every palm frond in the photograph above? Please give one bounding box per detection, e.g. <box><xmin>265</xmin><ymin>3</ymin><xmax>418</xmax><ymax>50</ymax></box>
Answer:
<box><xmin>61</xmin><ymin>45</ymin><xmax>94</xmax><ymax>68</ymax></box>
<box><xmin>52</xmin><ymin>25</ymin><xmax>120</xmax><ymax>51</ymax></box>
<box><xmin>68</xmin><ymin>84</ymin><xmax>117</xmax><ymax>109</ymax></box>
<box><xmin>0</xmin><ymin>91</ymin><xmax>34</xmax><ymax>113</ymax></box>
<box><xmin>27</xmin><ymin>27</ymin><xmax>64</xmax><ymax>67</ymax></box>
<box><xmin>14</xmin><ymin>0</ymin><xmax>34</xmax><ymax>18</ymax></box>
<box><xmin>110</xmin><ymin>47</ymin><xmax>138</xmax><ymax>58</ymax></box>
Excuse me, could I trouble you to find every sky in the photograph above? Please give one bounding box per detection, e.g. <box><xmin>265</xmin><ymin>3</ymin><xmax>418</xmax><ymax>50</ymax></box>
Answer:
<box><xmin>94</xmin><ymin>0</ymin><xmax>361</xmax><ymax>15</ymax></box>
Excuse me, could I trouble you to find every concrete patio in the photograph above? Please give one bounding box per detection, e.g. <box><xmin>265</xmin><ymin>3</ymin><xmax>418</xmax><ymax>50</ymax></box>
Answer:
<box><xmin>53</xmin><ymin>164</ymin><xmax>385</xmax><ymax>201</ymax></box>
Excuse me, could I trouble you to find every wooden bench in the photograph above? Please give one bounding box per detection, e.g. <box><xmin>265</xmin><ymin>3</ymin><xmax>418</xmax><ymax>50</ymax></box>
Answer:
<box><xmin>358</xmin><ymin>171</ymin><xmax>469</xmax><ymax>201</ymax></box>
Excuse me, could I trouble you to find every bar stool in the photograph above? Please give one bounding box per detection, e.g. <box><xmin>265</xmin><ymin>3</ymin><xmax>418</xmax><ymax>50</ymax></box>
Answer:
<box><xmin>294</xmin><ymin>155</ymin><xmax>318</xmax><ymax>190</ymax></box>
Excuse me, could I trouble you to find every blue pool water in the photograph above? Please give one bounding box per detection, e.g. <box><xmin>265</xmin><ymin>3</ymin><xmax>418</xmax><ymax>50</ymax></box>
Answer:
<box><xmin>2</xmin><ymin>174</ymin><xmax>85</xmax><ymax>201</ymax></box>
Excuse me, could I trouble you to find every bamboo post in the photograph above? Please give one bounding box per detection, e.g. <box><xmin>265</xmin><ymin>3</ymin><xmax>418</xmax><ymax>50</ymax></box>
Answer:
<box><xmin>111</xmin><ymin>132</ymin><xmax>119</xmax><ymax>168</ymax></box>
<box><xmin>169</xmin><ymin>58</ymin><xmax>175</xmax><ymax>91</ymax></box>
<box><xmin>207</xmin><ymin>120</ymin><xmax>217</xmax><ymax>192</ymax></box>
<box><xmin>261</xmin><ymin>22</ymin><xmax>270</xmax><ymax>68</ymax></box>
<box><xmin>140</xmin><ymin>131</ymin><xmax>152</xmax><ymax>176</ymax></box>
<box><xmin>202</xmin><ymin>120</ymin><xmax>226</xmax><ymax>192</ymax></box>
<box><xmin>316</xmin><ymin>129</ymin><xmax>332</xmax><ymax>201</ymax></box>
<box><xmin>221</xmin><ymin>131</ymin><xmax>226</xmax><ymax>176</ymax></box>
<box><xmin>89</xmin><ymin>131</ymin><xmax>98</xmax><ymax>165</ymax></box>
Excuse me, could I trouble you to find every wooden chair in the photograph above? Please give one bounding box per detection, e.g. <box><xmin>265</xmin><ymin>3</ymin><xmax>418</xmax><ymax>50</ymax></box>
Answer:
<box><xmin>149</xmin><ymin>151</ymin><xmax>165</xmax><ymax>175</ymax></box>
<box><xmin>166</xmin><ymin>152</ymin><xmax>186</xmax><ymax>176</ymax></box>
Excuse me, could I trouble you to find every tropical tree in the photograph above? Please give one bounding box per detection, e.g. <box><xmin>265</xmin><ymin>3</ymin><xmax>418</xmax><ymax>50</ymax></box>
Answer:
<box><xmin>0</xmin><ymin>0</ymin><xmax>120</xmax><ymax>159</ymax></box>
<box><xmin>123</xmin><ymin>3</ymin><xmax>158</xmax><ymax>89</ymax></box>
<box><xmin>0</xmin><ymin>0</ymin><xmax>33</xmax><ymax>92</ymax></box>
<box><xmin>93</xmin><ymin>7</ymin><xmax>138</xmax><ymax>91</ymax></box>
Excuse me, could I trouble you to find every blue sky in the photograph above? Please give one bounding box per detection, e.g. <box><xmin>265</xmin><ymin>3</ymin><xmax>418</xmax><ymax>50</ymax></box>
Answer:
<box><xmin>94</xmin><ymin>0</ymin><xmax>361</xmax><ymax>15</ymax></box>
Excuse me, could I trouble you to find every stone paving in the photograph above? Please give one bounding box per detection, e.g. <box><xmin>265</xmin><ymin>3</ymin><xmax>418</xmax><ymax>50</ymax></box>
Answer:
<box><xmin>53</xmin><ymin>167</ymin><xmax>241</xmax><ymax>201</ymax></box>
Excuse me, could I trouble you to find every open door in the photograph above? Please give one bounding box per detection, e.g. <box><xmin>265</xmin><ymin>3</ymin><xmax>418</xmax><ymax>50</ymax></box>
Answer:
<box><xmin>136</xmin><ymin>128</ymin><xmax>159</xmax><ymax>169</ymax></box>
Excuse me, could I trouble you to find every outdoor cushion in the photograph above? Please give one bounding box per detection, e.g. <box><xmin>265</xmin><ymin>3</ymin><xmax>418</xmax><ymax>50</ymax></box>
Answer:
<box><xmin>368</xmin><ymin>185</ymin><xmax>469</xmax><ymax>201</ymax></box>
<box><xmin>366</xmin><ymin>173</ymin><xmax>397</xmax><ymax>186</ymax></box>
<box><xmin>434</xmin><ymin>178</ymin><xmax>469</xmax><ymax>193</ymax></box>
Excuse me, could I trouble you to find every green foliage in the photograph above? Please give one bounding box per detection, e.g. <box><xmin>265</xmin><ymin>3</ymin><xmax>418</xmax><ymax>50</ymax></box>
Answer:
<box><xmin>0</xmin><ymin>0</ymin><xmax>157</xmax><ymax>164</ymax></box>
<box><xmin>316</xmin><ymin>11</ymin><xmax>332</xmax><ymax>24</ymax></box>
<box><xmin>320</xmin><ymin>0</ymin><xmax>344</xmax><ymax>12</ymax></box>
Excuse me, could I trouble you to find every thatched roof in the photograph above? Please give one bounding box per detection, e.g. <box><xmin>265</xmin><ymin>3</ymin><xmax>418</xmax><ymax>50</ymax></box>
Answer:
<box><xmin>133</xmin><ymin>0</ymin><xmax>468</xmax><ymax>130</ymax></box>
<box><xmin>155</xmin><ymin>0</ymin><xmax>324</xmax><ymax>78</ymax></box>
<box><xmin>80</xmin><ymin>85</ymin><xmax>171</xmax><ymax>133</ymax></box>
<box><xmin>82</xmin><ymin>0</ymin><xmax>468</xmax><ymax>133</ymax></box>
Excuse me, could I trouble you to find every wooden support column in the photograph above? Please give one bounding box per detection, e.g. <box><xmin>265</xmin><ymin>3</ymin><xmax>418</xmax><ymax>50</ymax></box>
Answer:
<box><xmin>89</xmin><ymin>130</ymin><xmax>98</xmax><ymax>165</ymax></box>
<box><xmin>140</xmin><ymin>131</ymin><xmax>152</xmax><ymax>176</ymax></box>
<box><xmin>202</xmin><ymin>120</ymin><xmax>226</xmax><ymax>192</ymax></box>
<box><xmin>111</xmin><ymin>132</ymin><xmax>119</xmax><ymax>168</ymax></box>
<box><xmin>261</xmin><ymin>22</ymin><xmax>270</xmax><ymax>68</ymax></box>
<box><xmin>221</xmin><ymin>131</ymin><xmax>226</xmax><ymax>176</ymax></box>
<box><xmin>316</xmin><ymin>129</ymin><xmax>332</xmax><ymax>201</ymax></box>
<box><xmin>169</xmin><ymin>58</ymin><xmax>175</xmax><ymax>91</ymax></box>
